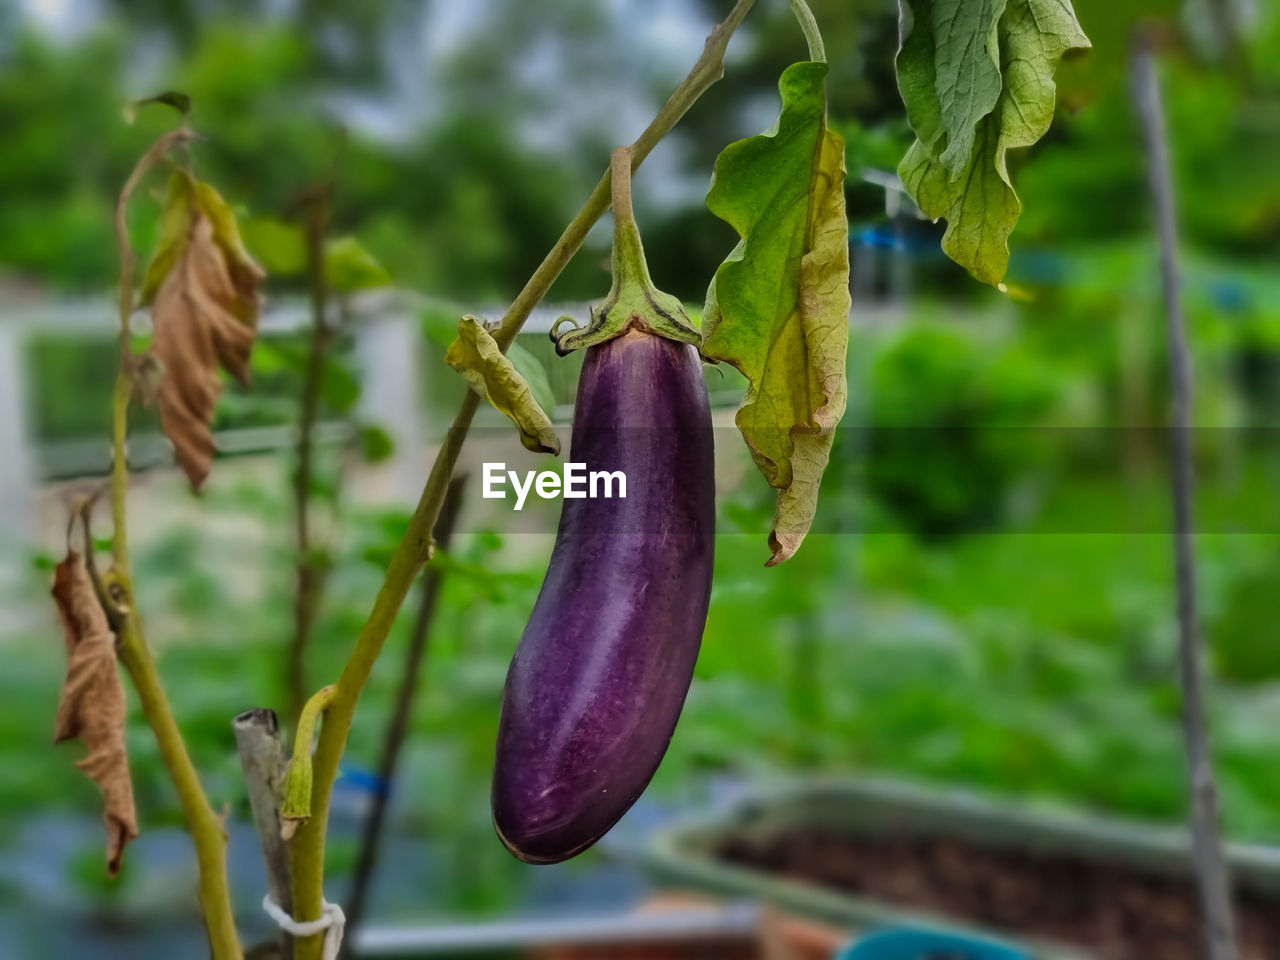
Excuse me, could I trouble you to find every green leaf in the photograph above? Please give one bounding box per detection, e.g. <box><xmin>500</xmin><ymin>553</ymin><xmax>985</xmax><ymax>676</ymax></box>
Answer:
<box><xmin>506</xmin><ymin>340</ymin><xmax>558</xmax><ymax>417</ymax></box>
<box><xmin>928</xmin><ymin>0</ymin><xmax>1009</xmax><ymax>175</ymax></box>
<box><xmin>899</xmin><ymin>116</ymin><xmax>1018</xmax><ymax>284</ymax></box>
<box><xmin>250</xmin><ymin>339</ymin><xmax>360</xmax><ymax>413</ymax></box>
<box><xmin>241</xmin><ymin>217</ymin><xmax>307</xmax><ymax>276</ymax></box>
<box><xmin>421</xmin><ymin>302</ymin><xmax>464</xmax><ymax>347</ymax></box>
<box><xmin>998</xmin><ymin>0</ymin><xmax>1090</xmax><ymax>150</ymax></box>
<box><xmin>702</xmin><ymin>61</ymin><xmax>850</xmax><ymax>566</ymax></box>
<box><xmin>445</xmin><ymin>316</ymin><xmax>560</xmax><ymax>456</ymax></box>
<box><xmin>123</xmin><ymin>90</ymin><xmax>191</xmax><ymax>124</ymax></box>
<box><xmin>248</xmin><ymin>338</ymin><xmax>288</xmax><ymax>375</ymax></box>
<box><xmin>358</xmin><ymin>423</ymin><xmax>396</xmax><ymax>464</ymax></box>
<box><xmin>324</xmin><ymin>236</ymin><xmax>390</xmax><ymax>292</ymax></box>
<box><xmin>320</xmin><ymin>355</ymin><xmax>361</xmax><ymax>413</ymax></box>
<box><xmin>896</xmin><ymin>0</ymin><xmax>1090</xmax><ymax>285</ymax></box>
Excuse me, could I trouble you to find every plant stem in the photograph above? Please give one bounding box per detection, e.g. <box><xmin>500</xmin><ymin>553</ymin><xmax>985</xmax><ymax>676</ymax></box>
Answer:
<box><xmin>287</xmin><ymin>4</ymin><xmax>755</xmax><ymax>955</ymax></box>
<box><xmin>1131</xmin><ymin>37</ymin><xmax>1238</xmax><ymax>960</ymax></box>
<box><xmin>116</xmin><ymin>612</ymin><xmax>242</xmax><ymax>959</ymax></box>
<box><xmin>343</xmin><ymin>476</ymin><xmax>466</xmax><ymax>951</ymax></box>
<box><xmin>110</xmin><ymin>127</ymin><xmax>242</xmax><ymax>960</ymax></box>
<box><xmin>289</xmin><ymin>190</ymin><xmax>333</xmax><ymax>726</ymax></box>
<box><xmin>606</xmin><ymin>146</ymin><xmax>653</xmax><ymax>293</ymax></box>
<box><xmin>789</xmin><ymin>0</ymin><xmax>826</xmax><ymax>63</ymax></box>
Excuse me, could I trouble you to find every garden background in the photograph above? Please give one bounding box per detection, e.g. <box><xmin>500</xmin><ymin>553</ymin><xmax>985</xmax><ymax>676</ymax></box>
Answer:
<box><xmin>3</xmin><ymin>0</ymin><xmax>1280</xmax><ymax>956</ymax></box>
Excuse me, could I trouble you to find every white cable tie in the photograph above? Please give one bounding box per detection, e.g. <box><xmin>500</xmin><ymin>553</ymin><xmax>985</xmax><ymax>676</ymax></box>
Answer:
<box><xmin>262</xmin><ymin>893</ymin><xmax>346</xmax><ymax>960</ymax></box>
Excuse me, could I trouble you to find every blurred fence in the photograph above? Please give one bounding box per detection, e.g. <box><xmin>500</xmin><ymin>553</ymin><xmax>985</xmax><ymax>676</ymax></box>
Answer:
<box><xmin>0</xmin><ymin>292</ymin><xmax>701</xmax><ymax>538</ymax></box>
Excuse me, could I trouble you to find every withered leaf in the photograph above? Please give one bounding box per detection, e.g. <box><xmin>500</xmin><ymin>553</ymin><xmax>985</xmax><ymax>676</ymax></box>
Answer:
<box><xmin>702</xmin><ymin>62</ymin><xmax>850</xmax><ymax>565</ymax></box>
<box><xmin>144</xmin><ymin>173</ymin><xmax>265</xmax><ymax>490</ymax></box>
<box><xmin>445</xmin><ymin>316</ymin><xmax>561</xmax><ymax>455</ymax></box>
<box><xmin>52</xmin><ymin>551</ymin><xmax>138</xmax><ymax>877</ymax></box>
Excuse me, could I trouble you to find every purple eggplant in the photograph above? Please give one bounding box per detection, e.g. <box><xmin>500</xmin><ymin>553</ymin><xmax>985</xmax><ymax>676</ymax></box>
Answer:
<box><xmin>492</xmin><ymin>327</ymin><xmax>715</xmax><ymax>863</ymax></box>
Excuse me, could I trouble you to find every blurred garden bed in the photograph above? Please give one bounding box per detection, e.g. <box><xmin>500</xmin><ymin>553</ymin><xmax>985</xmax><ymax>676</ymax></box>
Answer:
<box><xmin>640</xmin><ymin>779</ymin><xmax>1280</xmax><ymax>960</ymax></box>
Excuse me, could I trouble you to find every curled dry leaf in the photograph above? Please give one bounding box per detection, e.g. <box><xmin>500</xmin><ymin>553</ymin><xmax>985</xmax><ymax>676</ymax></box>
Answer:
<box><xmin>142</xmin><ymin>172</ymin><xmax>265</xmax><ymax>490</ymax></box>
<box><xmin>446</xmin><ymin>315</ymin><xmax>561</xmax><ymax>455</ymax></box>
<box><xmin>51</xmin><ymin>551</ymin><xmax>138</xmax><ymax>876</ymax></box>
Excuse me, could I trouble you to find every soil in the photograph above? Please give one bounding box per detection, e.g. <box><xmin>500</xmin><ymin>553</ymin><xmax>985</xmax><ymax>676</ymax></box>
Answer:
<box><xmin>716</xmin><ymin>829</ymin><xmax>1280</xmax><ymax>960</ymax></box>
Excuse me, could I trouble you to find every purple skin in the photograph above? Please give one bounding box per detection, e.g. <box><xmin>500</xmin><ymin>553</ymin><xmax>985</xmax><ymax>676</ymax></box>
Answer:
<box><xmin>492</xmin><ymin>328</ymin><xmax>715</xmax><ymax>864</ymax></box>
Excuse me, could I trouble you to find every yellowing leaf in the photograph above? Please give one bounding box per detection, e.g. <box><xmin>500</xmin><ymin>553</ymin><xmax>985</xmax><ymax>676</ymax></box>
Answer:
<box><xmin>703</xmin><ymin>61</ymin><xmax>850</xmax><ymax>566</ymax></box>
<box><xmin>143</xmin><ymin>173</ymin><xmax>265</xmax><ymax>489</ymax></box>
<box><xmin>900</xmin><ymin>115</ymin><xmax>1018</xmax><ymax>284</ymax></box>
<box><xmin>51</xmin><ymin>551</ymin><xmax>138</xmax><ymax>877</ymax></box>
<box><xmin>445</xmin><ymin>316</ymin><xmax>560</xmax><ymax>455</ymax></box>
<box><xmin>896</xmin><ymin>0</ymin><xmax>1090</xmax><ymax>285</ymax></box>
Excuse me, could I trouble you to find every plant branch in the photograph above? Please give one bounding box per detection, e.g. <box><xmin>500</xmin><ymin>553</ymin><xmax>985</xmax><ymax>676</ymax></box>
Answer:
<box><xmin>288</xmin><ymin>186</ymin><xmax>334</xmax><ymax>726</ymax></box>
<box><xmin>1131</xmin><ymin>37</ymin><xmax>1238</xmax><ymax>960</ymax></box>
<box><xmin>115</xmin><ymin>610</ymin><xmax>241</xmax><ymax>958</ymax></box>
<box><xmin>286</xmin><ymin>3</ymin><xmax>755</xmax><ymax>955</ymax></box>
<box><xmin>343</xmin><ymin>476</ymin><xmax>466</xmax><ymax>950</ymax></box>
<box><xmin>110</xmin><ymin>127</ymin><xmax>242</xmax><ymax>960</ymax></box>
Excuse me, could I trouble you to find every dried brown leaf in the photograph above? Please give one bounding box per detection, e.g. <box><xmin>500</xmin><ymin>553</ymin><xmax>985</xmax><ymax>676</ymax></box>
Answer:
<box><xmin>147</xmin><ymin>174</ymin><xmax>264</xmax><ymax>490</ymax></box>
<box><xmin>51</xmin><ymin>551</ymin><xmax>138</xmax><ymax>876</ymax></box>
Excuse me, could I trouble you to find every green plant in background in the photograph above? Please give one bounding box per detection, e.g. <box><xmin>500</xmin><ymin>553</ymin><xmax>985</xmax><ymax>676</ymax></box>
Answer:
<box><xmin>863</xmin><ymin>322</ymin><xmax>1058</xmax><ymax>536</ymax></box>
<box><xmin>235</xmin><ymin>149</ymin><xmax>395</xmax><ymax>726</ymax></box>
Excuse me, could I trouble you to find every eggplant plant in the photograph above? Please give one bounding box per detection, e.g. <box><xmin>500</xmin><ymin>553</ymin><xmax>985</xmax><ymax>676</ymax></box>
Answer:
<box><xmin>45</xmin><ymin>2</ymin><xmax>1094</xmax><ymax>958</ymax></box>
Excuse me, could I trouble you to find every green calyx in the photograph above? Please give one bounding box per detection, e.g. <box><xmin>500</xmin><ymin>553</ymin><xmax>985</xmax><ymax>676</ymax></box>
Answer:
<box><xmin>551</xmin><ymin>146</ymin><xmax>700</xmax><ymax>356</ymax></box>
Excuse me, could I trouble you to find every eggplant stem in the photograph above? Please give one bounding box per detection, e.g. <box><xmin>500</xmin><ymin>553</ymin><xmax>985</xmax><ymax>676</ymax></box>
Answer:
<box><xmin>608</xmin><ymin>145</ymin><xmax>652</xmax><ymax>291</ymax></box>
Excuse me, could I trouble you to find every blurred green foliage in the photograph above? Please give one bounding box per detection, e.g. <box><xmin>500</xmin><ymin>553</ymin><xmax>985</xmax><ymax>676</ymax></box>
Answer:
<box><xmin>861</xmin><ymin>320</ymin><xmax>1059</xmax><ymax>536</ymax></box>
<box><xmin>6</xmin><ymin>0</ymin><xmax>1280</xmax><ymax>941</ymax></box>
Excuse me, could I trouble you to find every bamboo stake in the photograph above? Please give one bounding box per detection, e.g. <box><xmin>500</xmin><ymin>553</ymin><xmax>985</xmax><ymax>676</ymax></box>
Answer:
<box><xmin>1131</xmin><ymin>34</ymin><xmax>1238</xmax><ymax>960</ymax></box>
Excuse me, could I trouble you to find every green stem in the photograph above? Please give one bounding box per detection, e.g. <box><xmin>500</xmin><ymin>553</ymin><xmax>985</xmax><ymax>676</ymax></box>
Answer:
<box><xmin>286</xmin><ymin>3</ymin><xmax>756</xmax><ymax>956</ymax></box>
<box><xmin>789</xmin><ymin>0</ymin><xmax>826</xmax><ymax>63</ymax></box>
<box><xmin>109</xmin><ymin>127</ymin><xmax>243</xmax><ymax>960</ymax></box>
<box><xmin>116</xmin><ymin>611</ymin><xmax>242</xmax><ymax>959</ymax></box>
<box><xmin>607</xmin><ymin>145</ymin><xmax>652</xmax><ymax>292</ymax></box>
